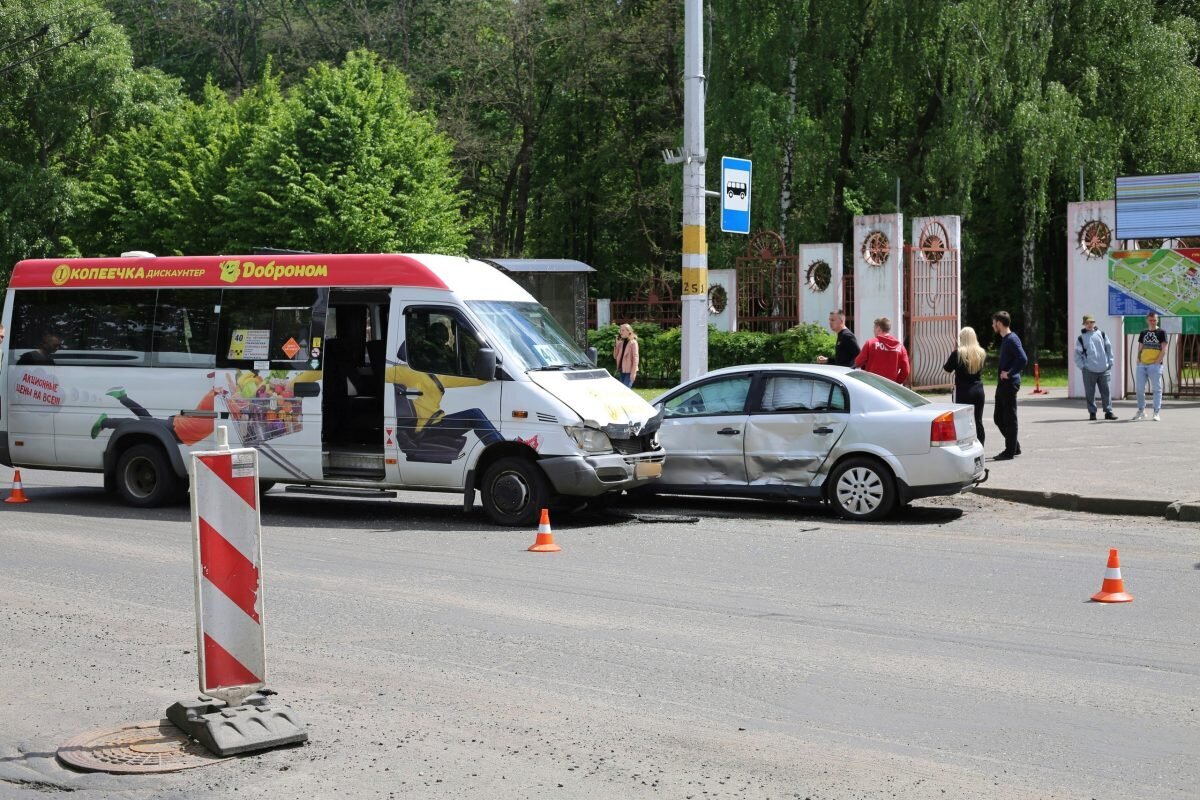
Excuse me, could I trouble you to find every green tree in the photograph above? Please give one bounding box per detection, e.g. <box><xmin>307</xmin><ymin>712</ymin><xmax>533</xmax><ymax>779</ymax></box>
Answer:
<box><xmin>79</xmin><ymin>50</ymin><xmax>467</xmax><ymax>255</ymax></box>
<box><xmin>0</xmin><ymin>0</ymin><xmax>178</xmax><ymax>282</ymax></box>
<box><xmin>224</xmin><ymin>50</ymin><xmax>466</xmax><ymax>253</ymax></box>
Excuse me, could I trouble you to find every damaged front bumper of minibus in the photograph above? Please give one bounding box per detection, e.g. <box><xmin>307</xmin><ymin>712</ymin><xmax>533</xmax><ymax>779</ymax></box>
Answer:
<box><xmin>539</xmin><ymin>417</ymin><xmax>665</xmax><ymax>497</ymax></box>
<box><xmin>538</xmin><ymin>448</ymin><xmax>665</xmax><ymax>496</ymax></box>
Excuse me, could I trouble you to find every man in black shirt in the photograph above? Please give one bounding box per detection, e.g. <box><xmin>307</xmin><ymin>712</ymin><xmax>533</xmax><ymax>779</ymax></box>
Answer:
<box><xmin>17</xmin><ymin>333</ymin><xmax>62</xmax><ymax>366</ymax></box>
<box><xmin>816</xmin><ymin>309</ymin><xmax>860</xmax><ymax>367</ymax></box>
<box><xmin>991</xmin><ymin>311</ymin><xmax>1028</xmax><ymax>461</ymax></box>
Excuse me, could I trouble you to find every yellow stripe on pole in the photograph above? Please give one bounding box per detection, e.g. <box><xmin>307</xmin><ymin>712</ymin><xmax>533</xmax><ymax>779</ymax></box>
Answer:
<box><xmin>683</xmin><ymin>225</ymin><xmax>707</xmax><ymax>255</ymax></box>
<box><xmin>682</xmin><ymin>267</ymin><xmax>708</xmax><ymax>296</ymax></box>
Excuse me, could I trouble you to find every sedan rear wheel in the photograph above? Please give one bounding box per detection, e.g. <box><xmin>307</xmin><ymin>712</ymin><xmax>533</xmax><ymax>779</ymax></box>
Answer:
<box><xmin>829</xmin><ymin>457</ymin><xmax>896</xmax><ymax>521</ymax></box>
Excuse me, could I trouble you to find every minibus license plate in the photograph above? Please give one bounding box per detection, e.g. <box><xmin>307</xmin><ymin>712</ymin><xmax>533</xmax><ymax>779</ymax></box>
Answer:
<box><xmin>635</xmin><ymin>462</ymin><xmax>663</xmax><ymax>479</ymax></box>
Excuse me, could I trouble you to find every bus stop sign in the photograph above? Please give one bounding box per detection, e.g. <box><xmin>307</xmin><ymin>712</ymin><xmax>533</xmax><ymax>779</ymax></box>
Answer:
<box><xmin>721</xmin><ymin>157</ymin><xmax>752</xmax><ymax>234</ymax></box>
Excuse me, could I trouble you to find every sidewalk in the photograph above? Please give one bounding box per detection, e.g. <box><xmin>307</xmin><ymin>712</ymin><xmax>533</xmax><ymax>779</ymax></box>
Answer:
<box><xmin>968</xmin><ymin>389</ymin><xmax>1200</xmax><ymax>520</ymax></box>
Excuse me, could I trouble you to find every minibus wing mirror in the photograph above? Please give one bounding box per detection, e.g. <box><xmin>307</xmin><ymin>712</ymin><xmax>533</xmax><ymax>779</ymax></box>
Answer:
<box><xmin>587</xmin><ymin>346</ymin><xmax>598</xmax><ymax>367</ymax></box>
<box><xmin>474</xmin><ymin>348</ymin><xmax>498</xmax><ymax>381</ymax></box>
<box><xmin>293</xmin><ymin>381</ymin><xmax>321</xmax><ymax>398</ymax></box>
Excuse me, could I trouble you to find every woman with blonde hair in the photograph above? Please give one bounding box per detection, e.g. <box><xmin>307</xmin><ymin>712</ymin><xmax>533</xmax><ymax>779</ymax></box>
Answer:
<box><xmin>613</xmin><ymin>323</ymin><xmax>639</xmax><ymax>388</ymax></box>
<box><xmin>943</xmin><ymin>326</ymin><xmax>987</xmax><ymax>444</ymax></box>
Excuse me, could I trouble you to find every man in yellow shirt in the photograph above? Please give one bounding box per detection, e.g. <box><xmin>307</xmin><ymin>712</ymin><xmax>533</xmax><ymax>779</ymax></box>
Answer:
<box><xmin>1132</xmin><ymin>311</ymin><xmax>1168</xmax><ymax>422</ymax></box>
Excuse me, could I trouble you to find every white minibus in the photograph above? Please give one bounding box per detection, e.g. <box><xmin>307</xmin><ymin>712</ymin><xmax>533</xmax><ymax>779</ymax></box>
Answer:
<box><xmin>0</xmin><ymin>253</ymin><xmax>664</xmax><ymax>525</ymax></box>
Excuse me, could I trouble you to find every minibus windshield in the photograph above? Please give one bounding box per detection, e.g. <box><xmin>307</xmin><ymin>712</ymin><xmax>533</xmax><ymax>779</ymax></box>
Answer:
<box><xmin>468</xmin><ymin>301</ymin><xmax>592</xmax><ymax>372</ymax></box>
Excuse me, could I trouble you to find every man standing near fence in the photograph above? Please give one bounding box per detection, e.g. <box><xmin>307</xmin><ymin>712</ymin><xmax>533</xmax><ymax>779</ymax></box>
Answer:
<box><xmin>991</xmin><ymin>311</ymin><xmax>1027</xmax><ymax>461</ymax></box>
<box><xmin>853</xmin><ymin>317</ymin><xmax>910</xmax><ymax>384</ymax></box>
<box><xmin>1133</xmin><ymin>311</ymin><xmax>1168</xmax><ymax>422</ymax></box>
<box><xmin>816</xmin><ymin>309</ymin><xmax>860</xmax><ymax>367</ymax></box>
<box><xmin>1074</xmin><ymin>314</ymin><xmax>1116</xmax><ymax>421</ymax></box>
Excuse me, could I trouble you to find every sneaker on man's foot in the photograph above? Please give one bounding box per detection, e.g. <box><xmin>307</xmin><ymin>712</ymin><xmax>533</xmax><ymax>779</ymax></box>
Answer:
<box><xmin>1089</xmin><ymin>412</ymin><xmax>1097</xmax><ymax>421</ymax></box>
<box><xmin>1153</xmin><ymin>413</ymin><xmax>1161</xmax><ymax>422</ymax></box>
<box><xmin>1132</xmin><ymin>411</ymin><xmax>1145</xmax><ymax>421</ymax></box>
<box><xmin>1105</xmin><ymin>412</ymin><xmax>1118</xmax><ymax>420</ymax></box>
<box><xmin>992</xmin><ymin>451</ymin><xmax>1015</xmax><ymax>461</ymax></box>
<box><xmin>90</xmin><ymin>414</ymin><xmax>108</xmax><ymax>440</ymax></box>
<box><xmin>105</xmin><ymin>387</ymin><xmax>127</xmax><ymax>400</ymax></box>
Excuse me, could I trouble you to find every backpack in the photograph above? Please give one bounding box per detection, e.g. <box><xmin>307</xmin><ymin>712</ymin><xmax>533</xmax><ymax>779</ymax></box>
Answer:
<box><xmin>1076</xmin><ymin>330</ymin><xmax>1108</xmax><ymax>358</ymax></box>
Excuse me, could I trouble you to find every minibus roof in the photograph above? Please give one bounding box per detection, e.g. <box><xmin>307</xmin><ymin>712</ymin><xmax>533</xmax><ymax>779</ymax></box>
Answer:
<box><xmin>8</xmin><ymin>253</ymin><xmax>532</xmax><ymax>301</ymax></box>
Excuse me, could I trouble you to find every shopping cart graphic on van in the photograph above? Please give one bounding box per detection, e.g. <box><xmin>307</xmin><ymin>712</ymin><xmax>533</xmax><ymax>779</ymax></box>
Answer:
<box><xmin>221</xmin><ymin>371</ymin><xmax>305</xmax><ymax>445</ymax></box>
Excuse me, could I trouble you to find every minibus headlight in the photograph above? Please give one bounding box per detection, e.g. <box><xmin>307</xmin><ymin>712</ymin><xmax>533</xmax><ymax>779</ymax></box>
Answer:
<box><xmin>565</xmin><ymin>426</ymin><xmax>612</xmax><ymax>453</ymax></box>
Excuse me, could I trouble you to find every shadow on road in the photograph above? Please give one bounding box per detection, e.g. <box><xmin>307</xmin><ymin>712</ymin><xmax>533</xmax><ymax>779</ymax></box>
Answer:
<box><xmin>5</xmin><ymin>485</ymin><xmax>968</xmax><ymax>531</ymax></box>
<box><xmin>614</xmin><ymin>493</ymin><xmax>966</xmax><ymax>526</ymax></box>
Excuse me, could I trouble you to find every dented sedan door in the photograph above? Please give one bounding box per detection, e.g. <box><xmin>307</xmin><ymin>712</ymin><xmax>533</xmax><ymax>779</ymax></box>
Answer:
<box><xmin>655</xmin><ymin>374</ymin><xmax>753</xmax><ymax>487</ymax></box>
<box><xmin>743</xmin><ymin>373</ymin><xmax>849</xmax><ymax>488</ymax></box>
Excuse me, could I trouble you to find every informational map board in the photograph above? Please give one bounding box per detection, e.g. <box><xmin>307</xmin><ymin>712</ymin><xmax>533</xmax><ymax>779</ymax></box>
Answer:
<box><xmin>1108</xmin><ymin>248</ymin><xmax>1200</xmax><ymax>318</ymax></box>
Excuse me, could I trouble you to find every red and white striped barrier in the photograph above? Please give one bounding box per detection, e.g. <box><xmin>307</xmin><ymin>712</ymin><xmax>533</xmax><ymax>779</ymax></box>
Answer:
<box><xmin>167</xmin><ymin>426</ymin><xmax>306</xmax><ymax>757</ymax></box>
<box><xmin>188</xmin><ymin>428</ymin><xmax>265</xmax><ymax>704</ymax></box>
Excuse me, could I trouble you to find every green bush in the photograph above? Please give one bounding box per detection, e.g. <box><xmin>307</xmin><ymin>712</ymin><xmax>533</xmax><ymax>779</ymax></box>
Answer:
<box><xmin>588</xmin><ymin>323</ymin><xmax>835</xmax><ymax>386</ymax></box>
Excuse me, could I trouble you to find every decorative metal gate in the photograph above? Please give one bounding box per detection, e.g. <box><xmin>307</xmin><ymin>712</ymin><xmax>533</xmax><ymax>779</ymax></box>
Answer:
<box><xmin>608</xmin><ymin>274</ymin><xmax>682</xmax><ymax>327</ymax></box>
<box><xmin>841</xmin><ymin>269</ymin><xmax>855</xmax><ymax>334</ymax></box>
<box><xmin>1177</xmin><ymin>333</ymin><xmax>1200</xmax><ymax>397</ymax></box>
<box><xmin>904</xmin><ymin>221</ymin><xmax>959</xmax><ymax>391</ymax></box>
<box><xmin>735</xmin><ymin>231</ymin><xmax>800</xmax><ymax>333</ymax></box>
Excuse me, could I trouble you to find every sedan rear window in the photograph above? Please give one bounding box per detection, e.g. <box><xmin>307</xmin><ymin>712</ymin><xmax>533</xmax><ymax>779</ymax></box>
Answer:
<box><xmin>845</xmin><ymin>370</ymin><xmax>930</xmax><ymax>408</ymax></box>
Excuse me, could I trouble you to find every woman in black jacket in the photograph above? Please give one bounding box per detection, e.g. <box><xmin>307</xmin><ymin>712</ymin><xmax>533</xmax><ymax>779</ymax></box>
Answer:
<box><xmin>943</xmin><ymin>326</ymin><xmax>987</xmax><ymax>445</ymax></box>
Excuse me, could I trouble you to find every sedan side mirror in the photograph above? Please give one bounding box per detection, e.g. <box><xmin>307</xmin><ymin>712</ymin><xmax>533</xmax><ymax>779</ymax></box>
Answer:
<box><xmin>474</xmin><ymin>348</ymin><xmax>498</xmax><ymax>381</ymax></box>
<box><xmin>587</xmin><ymin>346</ymin><xmax>598</xmax><ymax>367</ymax></box>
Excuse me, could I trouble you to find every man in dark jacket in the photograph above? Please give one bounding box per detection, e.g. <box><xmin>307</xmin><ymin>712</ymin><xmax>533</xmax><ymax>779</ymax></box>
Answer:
<box><xmin>991</xmin><ymin>310</ymin><xmax>1028</xmax><ymax>461</ymax></box>
<box><xmin>816</xmin><ymin>309</ymin><xmax>860</xmax><ymax>367</ymax></box>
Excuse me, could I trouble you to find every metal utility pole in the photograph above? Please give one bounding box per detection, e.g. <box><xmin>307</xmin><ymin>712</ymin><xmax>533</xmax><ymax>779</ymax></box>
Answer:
<box><xmin>680</xmin><ymin>0</ymin><xmax>708</xmax><ymax>382</ymax></box>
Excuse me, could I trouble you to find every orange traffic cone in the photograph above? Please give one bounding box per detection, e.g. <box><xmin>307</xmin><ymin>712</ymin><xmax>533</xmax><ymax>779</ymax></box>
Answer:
<box><xmin>527</xmin><ymin>508</ymin><xmax>561</xmax><ymax>552</ymax></box>
<box><xmin>4</xmin><ymin>469</ymin><xmax>30</xmax><ymax>504</ymax></box>
<box><xmin>1091</xmin><ymin>548</ymin><xmax>1133</xmax><ymax>603</ymax></box>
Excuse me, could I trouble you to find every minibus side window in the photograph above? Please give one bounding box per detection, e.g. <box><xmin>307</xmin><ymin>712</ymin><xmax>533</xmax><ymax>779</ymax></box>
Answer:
<box><xmin>216</xmin><ymin>289</ymin><xmax>318</xmax><ymax>369</ymax></box>
<box><xmin>152</xmin><ymin>289</ymin><xmax>220</xmax><ymax>368</ymax></box>
<box><xmin>403</xmin><ymin>308</ymin><xmax>484</xmax><ymax>379</ymax></box>
<box><xmin>9</xmin><ymin>289</ymin><xmax>155</xmax><ymax>367</ymax></box>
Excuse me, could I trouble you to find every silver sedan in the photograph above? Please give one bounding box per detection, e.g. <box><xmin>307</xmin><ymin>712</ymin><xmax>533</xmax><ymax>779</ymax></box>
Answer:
<box><xmin>649</xmin><ymin>364</ymin><xmax>987</xmax><ymax>520</ymax></box>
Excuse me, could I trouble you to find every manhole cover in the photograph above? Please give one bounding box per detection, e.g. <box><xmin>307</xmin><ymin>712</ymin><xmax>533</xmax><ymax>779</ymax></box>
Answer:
<box><xmin>58</xmin><ymin>719</ymin><xmax>231</xmax><ymax>773</ymax></box>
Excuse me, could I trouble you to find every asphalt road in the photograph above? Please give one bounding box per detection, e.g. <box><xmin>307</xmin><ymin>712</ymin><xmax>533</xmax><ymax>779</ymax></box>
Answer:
<box><xmin>0</xmin><ymin>469</ymin><xmax>1197</xmax><ymax>800</ymax></box>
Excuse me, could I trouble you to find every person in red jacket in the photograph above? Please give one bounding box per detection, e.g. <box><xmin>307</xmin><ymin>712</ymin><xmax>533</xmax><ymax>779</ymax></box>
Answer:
<box><xmin>854</xmin><ymin>316</ymin><xmax>911</xmax><ymax>385</ymax></box>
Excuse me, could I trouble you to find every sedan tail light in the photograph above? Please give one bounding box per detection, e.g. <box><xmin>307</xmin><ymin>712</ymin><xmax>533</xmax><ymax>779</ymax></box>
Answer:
<box><xmin>930</xmin><ymin>411</ymin><xmax>957</xmax><ymax>446</ymax></box>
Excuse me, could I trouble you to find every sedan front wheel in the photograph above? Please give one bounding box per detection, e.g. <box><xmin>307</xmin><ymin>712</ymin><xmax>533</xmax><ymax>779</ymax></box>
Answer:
<box><xmin>828</xmin><ymin>457</ymin><xmax>896</xmax><ymax>521</ymax></box>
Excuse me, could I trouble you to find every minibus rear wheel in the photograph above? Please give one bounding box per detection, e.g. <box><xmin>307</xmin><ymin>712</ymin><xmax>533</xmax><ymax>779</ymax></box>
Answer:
<box><xmin>480</xmin><ymin>456</ymin><xmax>550</xmax><ymax>527</ymax></box>
<box><xmin>115</xmin><ymin>443</ymin><xmax>179</xmax><ymax>508</ymax></box>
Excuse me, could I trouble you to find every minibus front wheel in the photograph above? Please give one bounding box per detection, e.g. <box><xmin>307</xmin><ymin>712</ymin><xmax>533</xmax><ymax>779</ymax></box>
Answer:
<box><xmin>115</xmin><ymin>443</ymin><xmax>180</xmax><ymax>508</ymax></box>
<box><xmin>480</xmin><ymin>456</ymin><xmax>551</xmax><ymax>527</ymax></box>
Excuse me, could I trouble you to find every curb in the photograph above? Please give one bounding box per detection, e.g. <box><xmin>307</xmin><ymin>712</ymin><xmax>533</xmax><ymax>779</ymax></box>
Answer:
<box><xmin>1166</xmin><ymin>499</ymin><xmax>1200</xmax><ymax>522</ymax></box>
<box><xmin>974</xmin><ymin>487</ymin><xmax>1185</xmax><ymax>519</ymax></box>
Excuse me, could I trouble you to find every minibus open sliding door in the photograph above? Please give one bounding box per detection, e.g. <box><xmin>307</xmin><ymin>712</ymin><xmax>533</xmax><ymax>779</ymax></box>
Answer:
<box><xmin>212</xmin><ymin>287</ymin><xmax>327</xmax><ymax>483</ymax></box>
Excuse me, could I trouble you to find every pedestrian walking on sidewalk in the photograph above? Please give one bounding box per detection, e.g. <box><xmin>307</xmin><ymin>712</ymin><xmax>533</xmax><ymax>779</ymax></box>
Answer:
<box><xmin>1133</xmin><ymin>311</ymin><xmax>1168</xmax><ymax>421</ymax></box>
<box><xmin>816</xmin><ymin>309</ymin><xmax>860</xmax><ymax>367</ymax></box>
<box><xmin>612</xmin><ymin>323</ymin><xmax>640</xmax><ymax>388</ymax></box>
<box><xmin>943</xmin><ymin>327</ymin><xmax>987</xmax><ymax>445</ymax></box>
<box><xmin>990</xmin><ymin>311</ymin><xmax>1027</xmax><ymax>461</ymax></box>
<box><xmin>854</xmin><ymin>317</ymin><xmax>910</xmax><ymax>384</ymax></box>
<box><xmin>1074</xmin><ymin>314</ymin><xmax>1116</xmax><ymax>421</ymax></box>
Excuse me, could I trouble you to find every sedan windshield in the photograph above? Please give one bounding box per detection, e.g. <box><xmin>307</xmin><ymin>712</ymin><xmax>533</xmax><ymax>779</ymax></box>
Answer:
<box><xmin>845</xmin><ymin>370</ymin><xmax>930</xmax><ymax>408</ymax></box>
<box><xmin>467</xmin><ymin>300</ymin><xmax>591</xmax><ymax>372</ymax></box>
